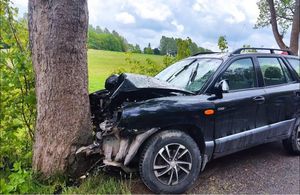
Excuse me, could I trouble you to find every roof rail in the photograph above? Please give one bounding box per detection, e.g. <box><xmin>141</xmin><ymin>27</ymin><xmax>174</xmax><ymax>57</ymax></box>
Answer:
<box><xmin>231</xmin><ymin>47</ymin><xmax>294</xmax><ymax>55</ymax></box>
<box><xmin>192</xmin><ymin>51</ymin><xmax>221</xmax><ymax>56</ymax></box>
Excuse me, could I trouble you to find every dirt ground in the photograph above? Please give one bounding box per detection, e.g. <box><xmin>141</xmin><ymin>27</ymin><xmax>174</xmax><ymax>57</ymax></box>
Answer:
<box><xmin>131</xmin><ymin>141</ymin><xmax>300</xmax><ymax>194</ymax></box>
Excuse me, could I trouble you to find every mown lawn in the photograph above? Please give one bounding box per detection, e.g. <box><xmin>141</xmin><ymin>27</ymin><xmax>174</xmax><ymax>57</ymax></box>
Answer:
<box><xmin>88</xmin><ymin>49</ymin><xmax>164</xmax><ymax>92</ymax></box>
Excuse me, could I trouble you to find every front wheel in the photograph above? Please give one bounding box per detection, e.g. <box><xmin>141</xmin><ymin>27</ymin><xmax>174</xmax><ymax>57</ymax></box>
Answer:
<box><xmin>282</xmin><ymin>123</ymin><xmax>300</xmax><ymax>155</ymax></box>
<box><xmin>139</xmin><ymin>130</ymin><xmax>201</xmax><ymax>194</ymax></box>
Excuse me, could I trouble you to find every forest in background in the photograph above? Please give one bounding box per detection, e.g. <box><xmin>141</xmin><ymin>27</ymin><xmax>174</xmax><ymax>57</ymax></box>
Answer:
<box><xmin>87</xmin><ymin>24</ymin><xmax>211</xmax><ymax>55</ymax></box>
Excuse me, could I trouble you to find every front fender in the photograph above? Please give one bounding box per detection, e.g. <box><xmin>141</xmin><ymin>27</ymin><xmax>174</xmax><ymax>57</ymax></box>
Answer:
<box><xmin>119</xmin><ymin>95</ymin><xmax>215</xmax><ymax>134</ymax></box>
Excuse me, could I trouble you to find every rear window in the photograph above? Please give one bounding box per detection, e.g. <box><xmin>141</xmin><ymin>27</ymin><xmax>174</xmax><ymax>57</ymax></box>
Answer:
<box><xmin>286</xmin><ymin>58</ymin><xmax>300</xmax><ymax>77</ymax></box>
<box><xmin>258</xmin><ymin>57</ymin><xmax>293</xmax><ymax>86</ymax></box>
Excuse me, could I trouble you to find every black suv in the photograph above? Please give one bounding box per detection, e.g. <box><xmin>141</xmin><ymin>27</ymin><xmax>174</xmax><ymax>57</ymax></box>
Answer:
<box><xmin>78</xmin><ymin>48</ymin><xmax>300</xmax><ymax>193</ymax></box>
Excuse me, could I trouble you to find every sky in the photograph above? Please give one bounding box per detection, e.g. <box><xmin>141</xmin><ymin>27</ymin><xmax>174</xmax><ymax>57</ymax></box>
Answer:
<box><xmin>12</xmin><ymin>0</ymin><xmax>290</xmax><ymax>51</ymax></box>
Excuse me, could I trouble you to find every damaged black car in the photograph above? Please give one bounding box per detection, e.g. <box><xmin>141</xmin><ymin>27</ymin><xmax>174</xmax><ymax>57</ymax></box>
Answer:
<box><xmin>77</xmin><ymin>48</ymin><xmax>300</xmax><ymax>194</ymax></box>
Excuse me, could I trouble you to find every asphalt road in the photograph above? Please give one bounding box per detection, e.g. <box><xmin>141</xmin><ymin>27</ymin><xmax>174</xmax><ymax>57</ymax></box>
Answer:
<box><xmin>131</xmin><ymin>141</ymin><xmax>300</xmax><ymax>194</ymax></box>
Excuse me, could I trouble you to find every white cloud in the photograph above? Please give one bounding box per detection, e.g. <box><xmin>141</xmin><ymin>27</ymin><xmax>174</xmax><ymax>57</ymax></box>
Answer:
<box><xmin>192</xmin><ymin>0</ymin><xmax>258</xmax><ymax>24</ymax></box>
<box><xmin>192</xmin><ymin>0</ymin><xmax>208</xmax><ymax>12</ymax></box>
<box><xmin>115</xmin><ymin>12</ymin><xmax>135</xmax><ymax>24</ymax></box>
<box><xmin>12</xmin><ymin>0</ymin><xmax>27</xmax><ymax>8</ymax></box>
<box><xmin>88</xmin><ymin>0</ymin><xmax>121</xmax><ymax>27</ymax></box>
<box><xmin>127</xmin><ymin>0</ymin><xmax>172</xmax><ymax>21</ymax></box>
<box><xmin>11</xmin><ymin>0</ymin><xmax>27</xmax><ymax>17</ymax></box>
<box><xmin>202</xmin><ymin>41</ymin><xmax>220</xmax><ymax>52</ymax></box>
<box><xmin>192</xmin><ymin>3</ymin><xmax>202</xmax><ymax>12</ymax></box>
<box><xmin>171</xmin><ymin>20</ymin><xmax>184</xmax><ymax>33</ymax></box>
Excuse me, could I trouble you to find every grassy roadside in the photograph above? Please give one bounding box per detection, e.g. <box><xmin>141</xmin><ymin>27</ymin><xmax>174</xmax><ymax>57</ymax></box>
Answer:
<box><xmin>63</xmin><ymin>173</ymin><xmax>131</xmax><ymax>194</ymax></box>
<box><xmin>88</xmin><ymin>49</ymin><xmax>164</xmax><ymax>92</ymax></box>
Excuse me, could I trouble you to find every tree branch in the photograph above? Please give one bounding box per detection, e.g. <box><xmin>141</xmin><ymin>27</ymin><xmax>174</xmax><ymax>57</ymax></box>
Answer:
<box><xmin>9</xmin><ymin>54</ymin><xmax>35</xmax><ymax>141</ymax></box>
<box><xmin>289</xmin><ymin>0</ymin><xmax>300</xmax><ymax>55</ymax></box>
<box><xmin>267</xmin><ymin>0</ymin><xmax>288</xmax><ymax>49</ymax></box>
<box><xmin>277</xmin><ymin>14</ymin><xmax>293</xmax><ymax>21</ymax></box>
<box><xmin>6</xmin><ymin>6</ymin><xmax>25</xmax><ymax>53</ymax></box>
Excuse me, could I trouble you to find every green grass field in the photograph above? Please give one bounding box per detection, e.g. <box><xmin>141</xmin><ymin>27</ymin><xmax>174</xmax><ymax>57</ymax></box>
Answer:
<box><xmin>88</xmin><ymin>49</ymin><xmax>164</xmax><ymax>92</ymax></box>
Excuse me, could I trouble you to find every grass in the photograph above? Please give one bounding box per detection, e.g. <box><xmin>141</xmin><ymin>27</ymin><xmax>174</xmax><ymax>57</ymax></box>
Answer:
<box><xmin>88</xmin><ymin>49</ymin><xmax>164</xmax><ymax>92</ymax></box>
<box><xmin>19</xmin><ymin>172</ymin><xmax>132</xmax><ymax>194</ymax></box>
<box><xmin>63</xmin><ymin>173</ymin><xmax>131</xmax><ymax>194</ymax></box>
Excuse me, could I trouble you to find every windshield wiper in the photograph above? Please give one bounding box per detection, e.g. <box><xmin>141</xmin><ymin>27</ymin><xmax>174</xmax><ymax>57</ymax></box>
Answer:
<box><xmin>187</xmin><ymin>63</ymin><xmax>199</xmax><ymax>86</ymax></box>
<box><xmin>166</xmin><ymin>60</ymin><xmax>196</xmax><ymax>82</ymax></box>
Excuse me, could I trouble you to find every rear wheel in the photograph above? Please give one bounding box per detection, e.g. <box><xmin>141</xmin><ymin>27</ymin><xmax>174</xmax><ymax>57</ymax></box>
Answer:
<box><xmin>283</xmin><ymin>123</ymin><xmax>300</xmax><ymax>155</ymax></box>
<box><xmin>139</xmin><ymin>130</ymin><xmax>201</xmax><ymax>194</ymax></box>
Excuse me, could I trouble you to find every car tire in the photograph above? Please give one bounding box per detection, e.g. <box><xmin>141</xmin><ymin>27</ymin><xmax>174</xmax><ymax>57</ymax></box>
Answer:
<box><xmin>282</xmin><ymin>122</ymin><xmax>300</xmax><ymax>155</ymax></box>
<box><xmin>139</xmin><ymin>130</ymin><xmax>201</xmax><ymax>194</ymax></box>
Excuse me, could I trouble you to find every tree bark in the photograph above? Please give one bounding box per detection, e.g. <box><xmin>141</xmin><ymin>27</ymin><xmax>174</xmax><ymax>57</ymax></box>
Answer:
<box><xmin>267</xmin><ymin>0</ymin><xmax>289</xmax><ymax>50</ymax></box>
<box><xmin>289</xmin><ymin>0</ymin><xmax>300</xmax><ymax>55</ymax></box>
<box><xmin>28</xmin><ymin>0</ymin><xmax>92</xmax><ymax>177</ymax></box>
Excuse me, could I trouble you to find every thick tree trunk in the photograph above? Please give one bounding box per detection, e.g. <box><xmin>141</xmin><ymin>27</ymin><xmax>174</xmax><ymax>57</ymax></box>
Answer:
<box><xmin>267</xmin><ymin>0</ymin><xmax>289</xmax><ymax>50</ymax></box>
<box><xmin>28</xmin><ymin>0</ymin><xmax>92</xmax><ymax>177</ymax></box>
<box><xmin>289</xmin><ymin>0</ymin><xmax>300</xmax><ymax>55</ymax></box>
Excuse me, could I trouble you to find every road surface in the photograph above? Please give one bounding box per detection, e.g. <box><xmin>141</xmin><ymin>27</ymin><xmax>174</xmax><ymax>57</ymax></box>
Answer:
<box><xmin>131</xmin><ymin>141</ymin><xmax>300</xmax><ymax>194</ymax></box>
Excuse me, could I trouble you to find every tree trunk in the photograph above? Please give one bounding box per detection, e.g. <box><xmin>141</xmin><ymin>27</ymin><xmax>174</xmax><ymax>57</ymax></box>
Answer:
<box><xmin>267</xmin><ymin>0</ymin><xmax>289</xmax><ymax>50</ymax></box>
<box><xmin>28</xmin><ymin>0</ymin><xmax>92</xmax><ymax>177</ymax></box>
<box><xmin>289</xmin><ymin>0</ymin><xmax>300</xmax><ymax>55</ymax></box>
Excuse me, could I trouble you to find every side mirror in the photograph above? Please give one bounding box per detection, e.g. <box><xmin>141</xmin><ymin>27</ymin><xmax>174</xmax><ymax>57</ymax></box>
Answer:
<box><xmin>219</xmin><ymin>79</ymin><xmax>229</xmax><ymax>92</ymax></box>
<box><xmin>213</xmin><ymin>79</ymin><xmax>229</xmax><ymax>98</ymax></box>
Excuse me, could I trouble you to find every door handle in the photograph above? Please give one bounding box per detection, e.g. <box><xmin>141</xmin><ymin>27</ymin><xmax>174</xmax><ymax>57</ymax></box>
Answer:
<box><xmin>294</xmin><ymin>91</ymin><xmax>300</xmax><ymax>97</ymax></box>
<box><xmin>253</xmin><ymin>96</ymin><xmax>265</xmax><ymax>104</ymax></box>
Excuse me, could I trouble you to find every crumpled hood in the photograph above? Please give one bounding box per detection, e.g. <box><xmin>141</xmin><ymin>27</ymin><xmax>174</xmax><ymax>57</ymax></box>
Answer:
<box><xmin>110</xmin><ymin>73</ymin><xmax>193</xmax><ymax>98</ymax></box>
<box><xmin>89</xmin><ymin>73</ymin><xmax>194</xmax><ymax>118</ymax></box>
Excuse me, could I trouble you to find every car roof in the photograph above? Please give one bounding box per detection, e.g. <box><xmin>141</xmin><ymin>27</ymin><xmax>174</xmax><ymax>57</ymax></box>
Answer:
<box><xmin>188</xmin><ymin>53</ymin><xmax>229</xmax><ymax>60</ymax></box>
<box><xmin>188</xmin><ymin>47</ymin><xmax>299</xmax><ymax>60</ymax></box>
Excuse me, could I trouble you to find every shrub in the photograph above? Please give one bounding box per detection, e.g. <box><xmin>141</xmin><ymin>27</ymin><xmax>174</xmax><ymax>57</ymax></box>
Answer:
<box><xmin>112</xmin><ymin>52</ymin><xmax>177</xmax><ymax>77</ymax></box>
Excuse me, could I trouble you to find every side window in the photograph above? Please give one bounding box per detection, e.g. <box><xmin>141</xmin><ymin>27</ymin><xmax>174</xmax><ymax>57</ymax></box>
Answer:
<box><xmin>286</xmin><ymin>58</ymin><xmax>300</xmax><ymax>77</ymax></box>
<box><xmin>278</xmin><ymin>58</ymin><xmax>294</xmax><ymax>82</ymax></box>
<box><xmin>258</xmin><ymin>57</ymin><xmax>291</xmax><ymax>86</ymax></box>
<box><xmin>221</xmin><ymin>58</ymin><xmax>256</xmax><ymax>91</ymax></box>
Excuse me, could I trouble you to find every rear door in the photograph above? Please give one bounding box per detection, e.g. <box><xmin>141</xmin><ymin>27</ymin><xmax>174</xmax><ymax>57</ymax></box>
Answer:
<box><xmin>256</xmin><ymin>56</ymin><xmax>300</xmax><ymax>139</ymax></box>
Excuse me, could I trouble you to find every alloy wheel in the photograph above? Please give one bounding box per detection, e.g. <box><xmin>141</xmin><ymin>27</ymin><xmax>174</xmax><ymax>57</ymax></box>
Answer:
<box><xmin>153</xmin><ymin>143</ymin><xmax>192</xmax><ymax>186</ymax></box>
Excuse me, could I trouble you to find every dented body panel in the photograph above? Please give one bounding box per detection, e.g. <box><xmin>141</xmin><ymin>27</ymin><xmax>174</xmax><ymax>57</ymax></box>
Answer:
<box><xmin>78</xmin><ymin>54</ymin><xmax>300</xmax><ymax>173</ymax></box>
<box><xmin>119</xmin><ymin>95</ymin><xmax>215</xmax><ymax>134</ymax></box>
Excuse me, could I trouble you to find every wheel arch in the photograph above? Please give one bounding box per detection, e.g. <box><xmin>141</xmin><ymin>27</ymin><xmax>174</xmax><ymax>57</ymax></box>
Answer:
<box><xmin>132</xmin><ymin>124</ymin><xmax>207</xmax><ymax>166</ymax></box>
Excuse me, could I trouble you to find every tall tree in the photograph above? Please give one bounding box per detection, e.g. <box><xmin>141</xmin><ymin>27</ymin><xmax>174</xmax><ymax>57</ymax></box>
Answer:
<box><xmin>159</xmin><ymin>36</ymin><xmax>177</xmax><ymax>55</ymax></box>
<box><xmin>28</xmin><ymin>0</ymin><xmax>92</xmax><ymax>177</ymax></box>
<box><xmin>144</xmin><ymin>43</ymin><xmax>154</xmax><ymax>54</ymax></box>
<box><xmin>255</xmin><ymin>0</ymin><xmax>299</xmax><ymax>55</ymax></box>
<box><xmin>218</xmin><ymin>35</ymin><xmax>228</xmax><ymax>52</ymax></box>
<box><xmin>95</xmin><ymin>26</ymin><xmax>103</xmax><ymax>34</ymax></box>
<box><xmin>153</xmin><ymin>48</ymin><xmax>160</xmax><ymax>55</ymax></box>
<box><xmin>159</xmin><ymin>36</ymin><xmax>211</xmax><ymax>55</ymax></box>
<box><xmin>189</xmin><ymin>42</ymin><xmax>200</xmax><ymax>55</ymax></box>
<box><xmin>176</xmin><ymin>38</ymin><xmax>192</xmax><ymax>60</ymax></box>
<box><xmin>134</xmin><ymin>44</ymin><xmax>142</xmax><ymax>53</ymax></box>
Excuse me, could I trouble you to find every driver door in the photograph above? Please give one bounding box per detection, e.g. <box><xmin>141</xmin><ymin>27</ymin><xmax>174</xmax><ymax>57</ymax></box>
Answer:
<box><xmin>212</xmin><ymin>57</ymin><xmax>267</xmax><ymax>157</ymax></box>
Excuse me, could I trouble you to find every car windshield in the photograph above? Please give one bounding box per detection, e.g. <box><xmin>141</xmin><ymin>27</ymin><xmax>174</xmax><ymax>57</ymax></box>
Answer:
<box><xmin>156</xmin><ymin>58</ymin><xmax>222</xmax><ymax>92</ymax></box>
